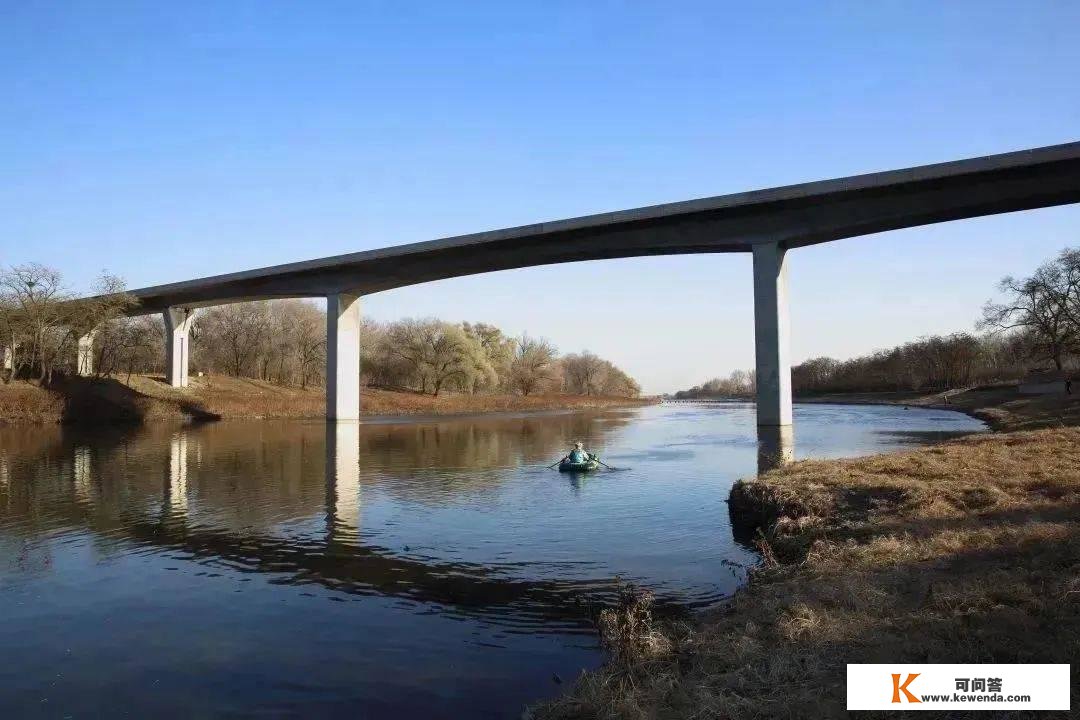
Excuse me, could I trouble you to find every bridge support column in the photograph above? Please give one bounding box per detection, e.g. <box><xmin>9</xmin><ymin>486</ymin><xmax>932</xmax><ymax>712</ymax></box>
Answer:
<box><xmin>164</xmin><ymin>307</ymin><xmax>195</xmax><ymax>388</ymax></box>
<box><xmin>752</xmin><ymin>241</ymin><xmax>792</xmax><ymax>427</ymax></box>
<box><xmin>326</xmin><ymin>293</ymin><xmax>362</xmax><ymax>421</ymax></box>
<box><xmin>757</xmin><ymin>425</ymin><xmax>794</xmax><ymax>473</ymax></box>
<box><xmin>76</xmin><ymin>330</ymin><xmax>96</xmax><ymax>376</ymax></box>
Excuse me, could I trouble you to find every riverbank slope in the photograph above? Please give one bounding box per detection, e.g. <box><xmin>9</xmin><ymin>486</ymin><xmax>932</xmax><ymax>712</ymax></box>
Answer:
<box><xmin>534</xmin><ymin>392</ymin><xmax>1080</xmax><ymax>719</ymax></box>
<box><xmin>0</xmin><ymin>374</ymin><xmax>654</xmax><ymax>425</ymax></box>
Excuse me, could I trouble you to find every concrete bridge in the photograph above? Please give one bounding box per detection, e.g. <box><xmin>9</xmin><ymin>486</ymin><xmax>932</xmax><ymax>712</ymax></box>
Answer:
<box><xmin>71</xmin><ymin>141</ymin><xmax>1080</xmax><ymax>424</ymax></box>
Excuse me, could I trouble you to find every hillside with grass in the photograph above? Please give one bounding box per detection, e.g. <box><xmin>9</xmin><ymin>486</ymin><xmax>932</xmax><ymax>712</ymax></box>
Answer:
<box><xmin>0</xmin><ymin>374</ymin><xmax>654</xmax><ymax>425</ymax></box>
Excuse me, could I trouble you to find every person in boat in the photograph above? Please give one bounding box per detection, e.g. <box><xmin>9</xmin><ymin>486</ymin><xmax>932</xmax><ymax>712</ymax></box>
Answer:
<box><xmin>565</xmin><ymin>442</ymin><xmax>593</xmax><ymax>464</ymax></box>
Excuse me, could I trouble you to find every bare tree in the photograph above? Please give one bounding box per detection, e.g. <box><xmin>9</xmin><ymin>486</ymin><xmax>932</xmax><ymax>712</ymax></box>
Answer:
<box><xmin>509</xmin><ymin>334</ymin><xmax>557</xmax><ymax>396</ymax></box>
<box><xmin>196</xmin><ymin>303</ymin><xmax>271</xmax><ymax>377</ymax></box>
<box><xmin>96</xmin><ymin>316</ymin><xmax>162</xmax><ymax>382</ymax></box>
<box><xmin>81</xmin><ymin>272</ymin><xmax>140</xmax><ymax>378</ymax></box>
<box><xmin>981</xmin><ymin>258</ymin><xmax>1078</xmax><ymax>371</ymax></box>
<box><xmin>563</xmin><ymin>351</ymin><xmax>606</xmax><ymax>395</ymax></box>
<box><xmin>0</xmin><ymin>264</ymin><xmax>70</xmax><ymax>382</ymax></box>
<box><xmin>1059</xmin><ymin>247</ymin><xmax>1080</xmax><ymax>331</ymax></box>
<box><xmin>463</xmin><ymin>322</ymin><xmax>514</xmax><ymax>392</ymax></box>
<box><xmin>385</xmin><ymin>318</ymin><xmax>486</xmax><ymax>396</ymax></box>
<box><xmin>0</xmin><ymin>266</ymin><xmax>137</xmax><ymax>383</ymax></box>
<box><xmin>599</xmin><ymin>360</ymin><xmax>642</xmax><ymax>397</ymax></box>
<box><xmin>675</xmin><ymin>369</ymin><xmax>755</xmax><ymax>399</ymax></box>
<box><xmin>290</xmin><ymin>302</ymin><xmax>326</xmax><ymax>388</ymax></box>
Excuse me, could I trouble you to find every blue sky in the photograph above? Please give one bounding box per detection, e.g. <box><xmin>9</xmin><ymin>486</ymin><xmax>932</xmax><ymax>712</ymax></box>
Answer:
<box><xmin>2</xmin><ymin>1</ymin><xmax>1078</xmax><ymax>392</ymax></box>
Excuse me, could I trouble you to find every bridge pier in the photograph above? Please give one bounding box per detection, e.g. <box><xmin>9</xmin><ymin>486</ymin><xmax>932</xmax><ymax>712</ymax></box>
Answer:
<box><xmin>757</xmin><ymin>425</ymin><xmax>794</xmax><ymax>473</ymax></box>
<box><xmin>76</xmin><ymin>330</ymin><xmax>97</xmax><ymax>376</ymax></box>
<box><xmin>164</xmin><ymin>307</ymin><xmax>195</xmax><ymax>387</ymax></box>
<box><xmin>752</xmin><ymin>241</ymin><xmax>792</xmax><ymax>427</ymax></box>
<box><xmin>326</xmin><ymin>293</ymin><xmax>362</xmax><ymax>421</ymax></box>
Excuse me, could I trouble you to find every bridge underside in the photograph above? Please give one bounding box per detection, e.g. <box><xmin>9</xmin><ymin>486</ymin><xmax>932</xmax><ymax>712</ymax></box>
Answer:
<box><xmin>64</xmin><ymin>142</ymin><xmax>1080</xmax><ymax>430</ymax></box>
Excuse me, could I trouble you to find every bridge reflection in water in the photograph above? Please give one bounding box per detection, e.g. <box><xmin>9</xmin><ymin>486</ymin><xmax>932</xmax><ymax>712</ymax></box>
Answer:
<box><xmin>326</xmin><ymin>420</ymin><xmax>362</xmax><ymax>536</ymax></box>
<box><xmin>7</xmin><ymin>410</ymin><xmax>717</xmax><ymax>631</ymax></box>
<box><xmin>0</xmin><ymin>405</ymin><xmax>987</xmax><ymax>718</ymax></box>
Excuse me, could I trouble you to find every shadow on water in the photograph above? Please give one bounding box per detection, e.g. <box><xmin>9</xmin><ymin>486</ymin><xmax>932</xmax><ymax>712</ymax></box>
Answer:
<box><xmin>874</xmin><ymin>429</ymin><xmax>982</xmax><ymax>446</ymax></box>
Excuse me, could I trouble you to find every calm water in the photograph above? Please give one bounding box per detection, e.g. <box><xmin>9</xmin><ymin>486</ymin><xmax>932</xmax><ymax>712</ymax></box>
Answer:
<box><xmin>0</xmin><ymin>403</ymin><xmax>984</xmax><ymax>718</ymax></box>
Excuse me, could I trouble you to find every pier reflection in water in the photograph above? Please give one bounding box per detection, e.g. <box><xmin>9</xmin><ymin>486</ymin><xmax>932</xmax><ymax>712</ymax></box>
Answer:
<box><xmin>327</xmin><ymin>421</ymin><xmax>362</xmax><ymax>534</ymax></box>
<box><xmin>0</xmin><ymin>403</ymin><xmax>984</xmax><ymax>719</ymax></box>
<box><xmin>168</xmin><ymin>431</ymin><xmax>189</xmax><ymax>513</ymax></box>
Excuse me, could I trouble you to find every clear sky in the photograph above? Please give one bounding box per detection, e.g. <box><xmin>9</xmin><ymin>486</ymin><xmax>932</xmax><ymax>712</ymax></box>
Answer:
<box><xmin>2</xmin><ymin>1</ymin><xmax>1078</xmax><ymax>393</ymax></box>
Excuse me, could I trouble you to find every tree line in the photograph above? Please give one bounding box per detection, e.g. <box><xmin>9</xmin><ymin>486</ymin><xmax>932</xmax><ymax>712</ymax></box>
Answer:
<box><xmin>0</xmin><ymin>264</ymin><xmax>641</xmax><ymax>398</ymax></box>
<box><xmin>0</xmin><ymin>264</ymin><xmax>136</xmax><ymax>384</ymax></box>
<box><xmin>191</xmin><ymin>307</ymin><xmax>641</xmax><ymax>397</ymax></box>
<box><xmin>676</xmin><ymin>246</ymin><xmax>1080</xmax><ymax>398</ymax></box>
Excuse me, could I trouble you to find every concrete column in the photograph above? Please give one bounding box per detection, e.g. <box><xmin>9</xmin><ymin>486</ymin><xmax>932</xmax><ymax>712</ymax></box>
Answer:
<box><xmin>1</xmin><ymin>345</ymin><xmax>11</xmax><ymax>371</ymax></box>
<box><xmin>752</xmin><ymin>241</ymin><xmax>792</xmax><ymax>426</ymax></box>
<box><xmin>164</xmin><ymin>307</ymin><xmax>195</xmax><ymax>388</ymax></box>
<box><xmin>76</xmin><ymin>330</ymin><xmax>96</xmax><ymax>376</ymax></box>
<box><xmin>757</xmin><ymin>425</ymin><xmax>794</xmax><ymax>474</ymax></box>
<box><xmin>326</xmin><ymin>293</ymin><xmax>362</xmax><ymax>421</ymax></box>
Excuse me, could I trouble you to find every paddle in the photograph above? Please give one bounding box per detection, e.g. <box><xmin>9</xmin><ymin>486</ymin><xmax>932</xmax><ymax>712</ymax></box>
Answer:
<box><xmin>548</xmin><ymin>454</ymin><xmax>624</xmax><ymax>471</ymax></box>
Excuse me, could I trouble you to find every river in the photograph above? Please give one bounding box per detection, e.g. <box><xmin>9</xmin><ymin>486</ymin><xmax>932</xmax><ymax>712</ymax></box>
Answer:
<box><xmin>0</xmin><ymin>402</ymin><xmax>984</xmax><ymax>718</ymax></box>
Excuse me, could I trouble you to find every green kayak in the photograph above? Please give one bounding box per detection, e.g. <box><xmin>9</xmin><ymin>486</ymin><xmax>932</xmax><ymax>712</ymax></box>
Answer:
<box><xmin>558</xmin><ymin>458</ymin><xmax>601</xmax><ymax>473</ymax></box>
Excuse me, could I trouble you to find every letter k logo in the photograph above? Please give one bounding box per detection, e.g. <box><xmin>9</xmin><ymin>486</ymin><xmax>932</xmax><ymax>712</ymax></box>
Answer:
<box><xmin>891</xmin><ymin>673</ymin><xmax>921</xmax><ymax>703</ymax></box>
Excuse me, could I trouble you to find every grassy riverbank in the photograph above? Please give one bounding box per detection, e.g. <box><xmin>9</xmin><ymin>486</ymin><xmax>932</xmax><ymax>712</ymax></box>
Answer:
<box><xmin>534</xmin><ymin>392</ymin><xmax>1080</xmax><ymax>719</ymax></box>
<box><xmin>0</xmin><ymin>374</ymin><xmax>654</xmax><ymax>425</ymax></box>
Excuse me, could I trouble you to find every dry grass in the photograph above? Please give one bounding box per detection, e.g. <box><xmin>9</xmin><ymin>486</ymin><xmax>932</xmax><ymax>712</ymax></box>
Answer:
<box><xmin>532</xmin><ymin>428</ymin><xmax>1080</xmax><ymax>719</ymax></box>
<box><xmin>597</xmin><ymin>583</ymin><xmax>676</xmax><ymax>666</ymax></box>
<box><xmin>132</xmin><ymin>374</ymin><xmax>327</xmax><ymax>419</ymax></box>
<box><xmin>0</xmin><ymin>380</ymin><xmax>65</xmax><ymax>423</ymax></box>
<box><xmin>360</xmin><ymin>386</ymin><xmax>654</xmax><ymax>417</ymax></box>
<box><xmin>0</xmin><ymin>374</ymin><xmax>653</xmax><ymax>425</ymax></box>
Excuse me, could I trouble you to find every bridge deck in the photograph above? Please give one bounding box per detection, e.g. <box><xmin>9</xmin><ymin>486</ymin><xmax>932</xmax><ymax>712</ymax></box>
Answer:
<box><xmin>109</xmin><ymin>141</ymin><xmax>1080</xmax><ymax>314</ymax></box>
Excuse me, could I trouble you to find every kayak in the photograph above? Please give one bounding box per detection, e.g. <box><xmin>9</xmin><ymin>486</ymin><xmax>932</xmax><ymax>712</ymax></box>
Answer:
<box><xmin>558</xmin><ymin>458</ymin><xmax>601</xmax><ymax>473</ymax></box>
